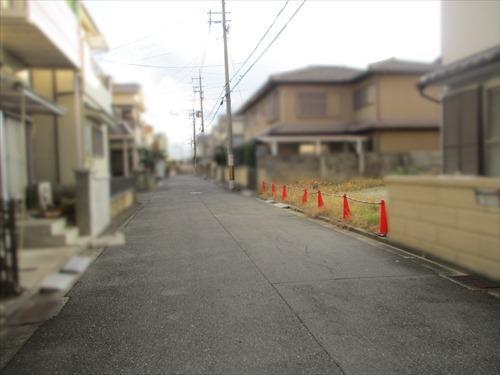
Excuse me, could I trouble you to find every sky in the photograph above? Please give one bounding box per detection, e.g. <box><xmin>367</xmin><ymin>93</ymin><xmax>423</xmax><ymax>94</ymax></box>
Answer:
<box><xmin>85</xmin><ymin>0</ymin><xmax>441</xmax><ymax>159</ymax></box>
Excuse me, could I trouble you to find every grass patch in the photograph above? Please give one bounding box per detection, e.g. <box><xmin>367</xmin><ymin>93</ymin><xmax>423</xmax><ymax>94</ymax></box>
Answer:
<box><xmin>261</xmin><ymin>178</ymin><xmax>385</xmax><ymax>233</ymax></box>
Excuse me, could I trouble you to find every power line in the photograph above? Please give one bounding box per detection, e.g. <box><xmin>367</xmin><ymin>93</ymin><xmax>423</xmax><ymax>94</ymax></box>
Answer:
<box><xmin>231</xmin><ymin>0</ymin><xmax>306</xmax><ymax>92</ymax></box>
<box><xmin>204</xmin><ymin>0</ymin><xmax>301</xmax><ymax>129</ymax></box>
<box><xmin>105</xmin><ymin>9</ymin><xmax>208</xmax><ymax>54</ymax></box>
<box><xmin>229</xmin><ymin>0</ymin><xmax>289</xmax><ymax>84</ymax></box>
<box><xmin>99</xmin><ymin>60</ymin><xmax>235</xmax><ymax>69</ymax></box>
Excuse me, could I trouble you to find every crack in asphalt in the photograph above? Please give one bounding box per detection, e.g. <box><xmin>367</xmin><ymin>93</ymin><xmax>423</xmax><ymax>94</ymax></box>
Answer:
<box><xmin>198</xmin><ymin>194</ymin><xmax>347</xmax><ymax>375</ymax></box>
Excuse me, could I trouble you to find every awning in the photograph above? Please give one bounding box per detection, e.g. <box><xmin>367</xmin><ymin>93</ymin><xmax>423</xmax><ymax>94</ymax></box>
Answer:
<box><xmin>418</xmin><ymin>45</ymin><xmax>500</xmax><ymax>88</ymax></box>
<box><xmin>0</xmin><ymin>76</ymin><xmax>65</xmax><ymax>116</ymax></box>
<box><xmin>257</xmin><ymin>135</ymin><xmax>368</xmax><ymax>143</ymax></box>
<box><xmin>84</xmin><ymin>103</ymin><xmax>118</xmax><ymax>127</ymax></box>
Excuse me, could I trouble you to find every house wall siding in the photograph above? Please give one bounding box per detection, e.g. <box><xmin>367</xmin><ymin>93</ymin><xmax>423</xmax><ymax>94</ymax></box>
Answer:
<box><xmin>376</xmin><ymin>130</ymin><xmax>440</xmax><ymax>153</ymax></box>
<box><xmin>31</xmin><ymin>69</ymin><xmax>58</xmax><ymax>185</ymax></box>
<box><xmin>280</xmin><ymin>83</ymin><xmax>354</xmax><ymax>125</ymax></box>
<box><xmin>353</xmin><ymin>77</ymin><xmax>378</xmax><ymax>122</ymax></box>
<box><xmin>378</xmin><ymin>74</ymin><xmax>441</xmax><ymax>121</ymax></box>
<box><xmin>442</xmin><ymin>1</ymin><xmax>500</xmax><ymax>65</ymax></box>
<box><xmin>243</xmin><ymin>87</ymin><xmax>280</xmax><ymax>140</ymax></box>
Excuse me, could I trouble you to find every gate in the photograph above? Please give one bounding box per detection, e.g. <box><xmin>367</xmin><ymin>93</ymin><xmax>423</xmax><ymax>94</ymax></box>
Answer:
<box><xmin>0</xmin><ymin>200</ymin><xmax>19</xmax><ymax>298</ymax></box>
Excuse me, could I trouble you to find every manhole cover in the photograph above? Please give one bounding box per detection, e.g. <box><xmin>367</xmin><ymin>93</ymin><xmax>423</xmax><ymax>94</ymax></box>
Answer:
<box><xmin>449</xmin><ymin>275</ymin><xmax>500</xmax><ymax>290</ymax></box>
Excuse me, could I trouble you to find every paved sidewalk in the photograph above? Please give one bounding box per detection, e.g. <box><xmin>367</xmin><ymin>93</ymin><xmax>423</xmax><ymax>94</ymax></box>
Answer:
<box><xmin>2</xmin><ymin>176</ymin><xmax>499</xmax><ymax>374</ymax></box>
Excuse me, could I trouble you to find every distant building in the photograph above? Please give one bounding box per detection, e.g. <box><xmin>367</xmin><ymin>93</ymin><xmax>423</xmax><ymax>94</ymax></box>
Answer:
<box><xmin>110</xmin><ymin>83</ymin><xmax>146</xmax><ymax>176</ymax></box>
<box><xmin>153</xmin><ymin>133</ymin><xmax>168</xmax><ymax>155</ymax></box>
<box><xmin>198</xmin><ymin>115</ymin><xmax>244</xmax><ymax>161</ymax></box>
<box><xmin>236</xmin><ymin>59</ymin><xmax>441</xmax><ymax>159</ymax></box>
<box><xmin>143</xmin><ymin>125</ymin><xmax>155</xmax><ymax>149</ymax></box>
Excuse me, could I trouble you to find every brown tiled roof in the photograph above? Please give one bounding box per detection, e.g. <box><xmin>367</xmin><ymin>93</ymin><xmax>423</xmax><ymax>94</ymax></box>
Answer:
<box><xmin>252</xmin><ymin>120</ymin><xmax>439</xmax><ymax>139</ymax></box>
<box><xmin>349</xmin><ymin>120</ymin><xmax>440</xmax><ymax>133</ymax></box>
<box><xmin>271</xmin><ymin>65</ymin><xmax>363</xmax><ymax>83</ymax></box>
<box><xmin>265</xmin><ymin>122</ymin><xmax>350</xmax><ymax>136</ymax></box>
<box><xmin>367</xmin><ymin>58</ymin><xmax>438</xmax><ymax>74</ymax></box>
<box><xmin>113</xmin><ymin>83</ymin><xmax>141</xmax><ymax>94</ymax></box>
<box><xmin>236</xmin><ymin>59</ymin><xmax>437</xmax><ymax>115</ymax></box>
<box><xmin>419</xmin><ymin>45</ymin><xmax>500</xmax><ymax>87</ymax></box>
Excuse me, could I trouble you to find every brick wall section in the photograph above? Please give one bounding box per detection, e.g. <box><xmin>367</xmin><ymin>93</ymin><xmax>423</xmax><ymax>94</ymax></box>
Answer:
<box><xmin>385</xmin><ymin>176</ymin><xmax>500</xmax><ymax>281</ymax></box>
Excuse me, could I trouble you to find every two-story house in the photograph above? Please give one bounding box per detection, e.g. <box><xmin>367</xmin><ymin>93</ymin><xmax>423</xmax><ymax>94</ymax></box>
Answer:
<box><xmin>236</xmin><ymin>59</ymin><xmax>440</xmax><ymax>161</ymax></box>
<box><xmin>110</xmin><ymin>83</ymin><xmax>146</xmax><ymax>177</ymax></box>
<box><xmin>386</xmin><ymin>1</ymin><xmax>500</xmax><ymax>281</ymax></box>
<box><xmin>0</xmin><ymin>0</ymin><xmax>78</xmax><ymax>202</ymax></box>
<box><xmin>1</xmin><ymin>0</ymin><xmax>116</xmax><ymax>238</ymax></box>
<box><xmin>29</xmin><ymin>3</ymin><xmax>115</xmax><ymax>236</ymax></box>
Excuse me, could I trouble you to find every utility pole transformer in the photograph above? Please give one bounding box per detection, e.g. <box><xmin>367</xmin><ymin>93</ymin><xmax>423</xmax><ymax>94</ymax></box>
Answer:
<box><xmin>192</xmin><ymin>73</ymin><xmax>205</xmax><ymax>133</ymax></box>
<box><xmin>198</xmin><ymin>73</ymin><xmax>205</xmax><ymax>133</ymax></box>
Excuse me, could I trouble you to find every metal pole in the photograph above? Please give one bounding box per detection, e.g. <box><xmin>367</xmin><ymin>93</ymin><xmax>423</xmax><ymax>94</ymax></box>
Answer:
<box><xmin>221</xmin><ymin>0</ymin><xmax>235</xmax><ymax>190</ymax></box>
<box><xmin>192</xmin><ymin>111</ymin><xmax>197</xmax><ymax>173</ymax></box>
<box><xmin>198</xmin><ymin>73</ymin><xmax>205</xmax><ymax>133</ymax></box>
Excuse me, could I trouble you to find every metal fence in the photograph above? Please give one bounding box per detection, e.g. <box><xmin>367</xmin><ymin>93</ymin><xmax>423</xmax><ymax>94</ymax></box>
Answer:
<box><xmin>0</xmin><ymin>199</ymin><xmax>19</xmax><ymax>298</ymax></box>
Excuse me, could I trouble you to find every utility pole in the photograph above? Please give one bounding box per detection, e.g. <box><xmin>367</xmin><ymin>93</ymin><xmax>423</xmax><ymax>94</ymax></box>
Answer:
<box><xmin>189</xmin><ymin>110</ymin><xmax>197</xmax><ymax>173</ymax></box>
<box><xmin>192</xmin><ymin>72</ymin><xmax>205</xmax><ymax>133</ymax></box>
<box><xmin>209</xmin><ymin>0</ymin><xmax>235</xmax><ymax>190</ymax></box>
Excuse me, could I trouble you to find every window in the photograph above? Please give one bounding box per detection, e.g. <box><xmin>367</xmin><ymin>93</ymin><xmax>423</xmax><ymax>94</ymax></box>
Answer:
<box><xmin>92</xmin><ymin>126</ymin><xmax>104</xmax><ymax>157</ymax></box>
<box><xmin>297</xmin><ymin>92</ymin><xmax>326</xmax><ymax>118</ymax></box>
<box><xmin>84</xmin><ymin>120</ymin><xmax>105</xmax><ymax>158</ymax></box>
<box><xmin>483</xmin><ymin>86</ymin><xmax>500</xmax><ymax>177</ymax></box>
<box><xmin>266</xmin><ymin>90</ymin><xmax>280</xmax><ymax>122</ymax></box>
<box><xmin>443</xmin><ymin>88</ymin><xmax>480</xmax><ymax>175</ymax></box>
<box><xmin>353</xmin><ymin>85</ymin><xmax>373</xmax><ymax>110</ymax></box>
<box><xmin>122</xmin><ymin>108</ymin><xmax>132</xmax><ymax>119</ymax></box>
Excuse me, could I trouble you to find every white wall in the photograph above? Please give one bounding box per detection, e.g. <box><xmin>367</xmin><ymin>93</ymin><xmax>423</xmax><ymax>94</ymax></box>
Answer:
<box><xmin>1</xmin><ymin>114</ymin><xmax>27</xmax><ymax>200</ymax></box>
<box><xmin>83</xmin><ymin>43</ymin><xmax>112</xmax><ymax>114</ymax></box>
<box><xmin>27</xmin><ymin>0</ymin><xmax>80</xmax><ymax>67</ymax></box>
<box><xmin>442</xmin><ymin>1</ymin><xmax>500</xmax><ymax>64</ymax></box>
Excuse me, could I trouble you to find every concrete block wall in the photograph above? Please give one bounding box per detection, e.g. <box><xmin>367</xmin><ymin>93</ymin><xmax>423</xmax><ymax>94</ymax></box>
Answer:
<box><xmin>111</xmin><ymin>189</ymin><xmax>135</xmax><ymax>218</ymax></box>
<box><xmin>76</xmin><ymin>170</ymin><xmax>111</xmax><ymax>236</ymax></box>
<box><xmin>257</xmin><ymin>151</ymin><xmax>441</xmax><ymax>184</ymax></box>
<box><xmin>386</xmin><ymin>175</ymin><xmax>500</xmax><ymax>281</ymax></box>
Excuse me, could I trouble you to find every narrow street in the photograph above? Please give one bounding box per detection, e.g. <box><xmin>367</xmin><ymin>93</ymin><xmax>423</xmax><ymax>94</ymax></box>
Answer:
<box><xmin>3</xmin><ymin>176</ymin><xmax>500</xmax><ymax>375</ymax></box>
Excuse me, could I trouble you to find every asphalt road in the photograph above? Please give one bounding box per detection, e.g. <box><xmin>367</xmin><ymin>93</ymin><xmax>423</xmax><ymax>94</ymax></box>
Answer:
<box><xmin>3</xmin><ymin>176</ymin><xmax>500</xmax><ymax>374</ymax></box>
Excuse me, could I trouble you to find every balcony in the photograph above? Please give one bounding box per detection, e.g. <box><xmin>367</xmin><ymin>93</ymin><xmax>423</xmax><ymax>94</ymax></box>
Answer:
<box><xmin>0</xmin><ymin>0</ymin><xmax>80</xmax><ymax>68</ymax></box>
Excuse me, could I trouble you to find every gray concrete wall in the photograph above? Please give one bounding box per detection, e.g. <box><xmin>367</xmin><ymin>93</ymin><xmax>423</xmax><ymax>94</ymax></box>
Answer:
<box><xmin>76</xmin><ymin>170</ymin><xmax>110</xmax><ymax>236</ymax></box>
<box><xmin>257</xmin><ymin>151</ymin><xmax>441</xmax><ymax>183</ymax></box>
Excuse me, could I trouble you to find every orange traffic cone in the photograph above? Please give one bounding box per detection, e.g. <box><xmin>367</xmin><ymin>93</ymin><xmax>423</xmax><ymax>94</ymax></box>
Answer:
<box><xmin>378</xmin><ymin>200</ymin><xmax>388</xmax><ymax>236</ymax></box>
<box><xmin>301</xmin><ymin>189</ymin><xmax>308</xmax><ymax>205</ymax></box>
<box><xmin>281</xmin><ymin>185</ymin><xmax>288</xmax><ymax>201</ymax></box>
<box><xmin>261</xmin><ymin>180</ymin><xmax>266</xmax><ymax>194</ymax></box>
<box><xmin>343</xmin><ymin>194</ymin><xmax>351</xmax><ymax>220</ymax></box>
<box><xmin>271</xmin><ymin>183</ymin><xmax>276</xmax><ymax>198</ymax></box>
<box><xmin>317</xmin><ymin>190</ymin><xmax>325</xmax><ymax>209</ymax></box>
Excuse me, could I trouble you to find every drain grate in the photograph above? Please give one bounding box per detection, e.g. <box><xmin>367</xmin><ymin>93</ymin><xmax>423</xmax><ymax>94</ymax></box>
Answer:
<box><xmin>449</xmin><ymin>275</ymin><xmax>500</xmax><ymax>290</ymax></box>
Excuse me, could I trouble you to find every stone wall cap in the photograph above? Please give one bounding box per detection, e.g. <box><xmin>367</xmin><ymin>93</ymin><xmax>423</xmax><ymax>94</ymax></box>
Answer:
<box><xmin>384</xmin><ymin>175</ymin><xmax>500</xmax><ymax>189</ymax></box>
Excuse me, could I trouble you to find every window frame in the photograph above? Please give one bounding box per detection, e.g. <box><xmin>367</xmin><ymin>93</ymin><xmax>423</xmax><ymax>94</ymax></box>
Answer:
<box><xmin>482</xmin><ymin>84</ymin><xmax>500</xmax><ymax>177</ymax></box>
<box><xmin>353</xmin><ymin>84</ymin><xmax>374</xmax><ymax>110</ymax></box>
<box><xmin>296</xmin><ymin>91</ymin><xmax>327</xmax><ymax>118</ymax></box>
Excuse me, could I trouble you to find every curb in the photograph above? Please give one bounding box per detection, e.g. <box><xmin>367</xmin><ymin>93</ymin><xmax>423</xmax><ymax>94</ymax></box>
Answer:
<box><xmin>258</xmin><ymin>196</ymin><xmax>478</xmax><ymax>281</ymax></box>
